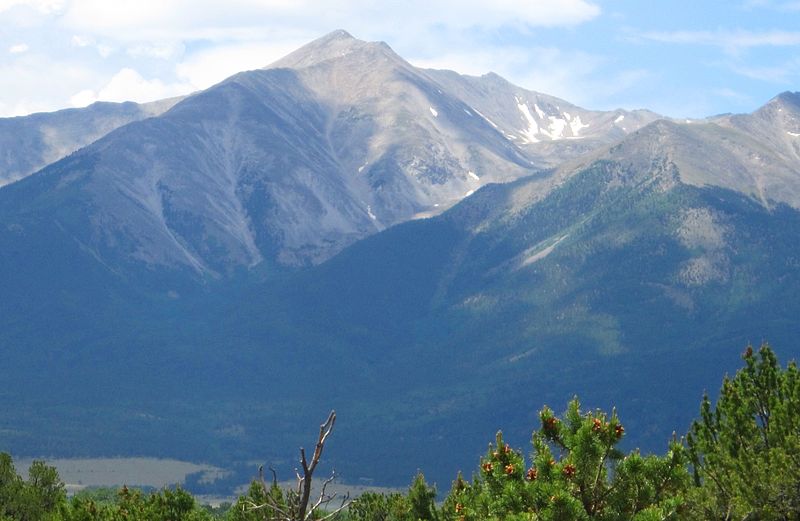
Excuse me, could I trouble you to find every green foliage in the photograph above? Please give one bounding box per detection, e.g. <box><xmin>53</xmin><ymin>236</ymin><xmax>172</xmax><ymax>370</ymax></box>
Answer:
<box><xmin>443</xmin><ymin>399</ymin><xmax>689</xmax><ymax>521</ymax></box>
<box><xmin>406</xmin><ymin>474</ymin><xmax>438</xmax><ymax>521</ymax></box>
<box><xmin>0</xmin><ymin>453</ymin><xmax>66</xmax><ymax>521</ymax></box>
<box><xmin>686</xmin><ymin>343</ymin><xmax>800</xmax><ymax>520</ymax></box>
<box><xmin>345</xmin><ymin>491</ymin><xmax>409</xmax><ymax>521</ymax></box>
<box><xmin>344</xmin><ymin>473</ymin><xmax>436</xmax><ymax>521</ymax></box>
<box><xmin>69</xmin><ymin>488</ymin><xmax>119</xmax><ymax>505</ymax></box>
<box><xmin>227</xmin><ymin>479</ymin><xmax>287</xmax><ymax>521</ymax></box>
<box><xmin>64</xmin><ymin>485</ymin><xmax>212</xmax><ymax>521</ymax></box>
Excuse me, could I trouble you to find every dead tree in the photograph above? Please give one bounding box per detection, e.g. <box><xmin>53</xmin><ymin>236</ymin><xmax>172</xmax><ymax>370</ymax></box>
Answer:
<box><xmin>247</xmin><ymin>410</ymin><xmax>349</xmax><ymax>521</ymax></box>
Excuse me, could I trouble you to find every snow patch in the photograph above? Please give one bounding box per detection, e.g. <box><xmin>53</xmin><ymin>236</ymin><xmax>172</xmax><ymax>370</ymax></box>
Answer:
<box><xmin>468</xmin><ymin>170</ymin><xmax>480</xmax><ymax>181</ymax></box>
<box><xmin>787</xmin><ymin>131</ymin><xmax>800</xmax><ymax>137</ymax></box>
<box><xmin>366</xmin><ymin>205</ymin><xmax>377</xmax><ymax>220</ymax></box>
<box><xmin>429</xmin><ymin>107</ymin><xmax>438</xmax><ymax>117</ymax></box>
<box><xmin>546</xmin><ymin>115</ymin><xmax>567</xmax><ymax>139</ymax></box>
<box><xmin>464</xmin><ymin>109</ymin><xmax>472</xmax><ymax>116</ymax></box>
<box><xmin>614</xmin><ymin>114</ymin><xmax>625</xmax><ymax>123</ymax></box>
<box><xmin>358</xmin><ymin>162</ymin><xmax>367</xmax><ymax>173</ymax></box>
<box><xmin>474</xmin><ymin>109</ymin><xmax>498</xmax><ymax>129</ymax></box>
<box><xmin>517</xmin><ymin>102</ymin><xmax>541</xmax><ymax>143</ymax></box>
<box><xmin>533</xmin><ymin>103</ymin><xmax>546</xmax><ymax>119</ymax></box>
<box><xmin>465</xmin><ymin>189</ymin><xmax>475</xmax><ymax>197</ymax></box>
<box><xmin>569</xmin><ymin>114</ymin><xmax>589</xmax><ymax>136</ymax></box>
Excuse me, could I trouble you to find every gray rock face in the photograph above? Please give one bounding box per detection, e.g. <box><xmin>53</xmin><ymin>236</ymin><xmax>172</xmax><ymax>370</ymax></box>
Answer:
<box><xmin>424</xmin><ymin>69</ymin><xmax>661</xmax><ymax>168</ymax></box>
<box><xmin>0</xmin><ymin>31</ymin><xmax>669</xmax><ymax>274</ymax></box>
<box><xmin>546</xmin><ymin>91</ymin><xmax>800</xmax><ymax>212</ymax></box>
<box><xmin>0</xmin><ymin>98</ymin><xmax>181</xmax><ymax>187</ymax></box>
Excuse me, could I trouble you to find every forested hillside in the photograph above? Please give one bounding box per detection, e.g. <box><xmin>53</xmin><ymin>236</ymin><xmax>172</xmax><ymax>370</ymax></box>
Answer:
<box><xmin>2</xmin><ymin>344</ymin><xmax>797</xmax><ymax>520</ymax></box>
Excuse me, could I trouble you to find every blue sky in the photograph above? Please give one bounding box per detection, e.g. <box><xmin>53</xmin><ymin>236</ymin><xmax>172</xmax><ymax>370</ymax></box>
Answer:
<box><xmin>1</xmin><ymin>0</ymin><xmax>799</xmax><ymax>118</ymax></box>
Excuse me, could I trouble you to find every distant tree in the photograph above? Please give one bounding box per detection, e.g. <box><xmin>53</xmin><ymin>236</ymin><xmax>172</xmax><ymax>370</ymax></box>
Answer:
<box><xmin>70</xmin><ymin>487</ymin><xmax>119</xmax><ymax>505</ymax></box>
<box><xmin>443</xmin><ymin>398</ymin><xmax>690</xmax><ymax>520</ymax></box>
<box><xmin>65</xmin><ymin>485</ymin><xmax>211</xmax><ymax>521</ymax></box>
<box><xmin>345</xmin><ymin>491</ymin><xmax>409</xmax><ymax>521</ymax></box>
<box><xmin>0</xmin><ymin>453</ymin><xmax>24</xmax><ymax>517</ymax></box>
<box><xmin>406</xmin><ymin>473</ymin><xmax>438</xmax><ymax>521</ymax></box>
<box><xmin>0</xmin><ymin>453</ymin><xmax>65</xmax><ymax>521</ymax></box>
<box><xmin>686</xmin><ymin>343</ymin><xmax>800</xmax><ymax>520</ymax></box>
<box><xmin>230</xmin><ymin>479</ymin><xmax>284</xmax><ymax>521</ymax></box>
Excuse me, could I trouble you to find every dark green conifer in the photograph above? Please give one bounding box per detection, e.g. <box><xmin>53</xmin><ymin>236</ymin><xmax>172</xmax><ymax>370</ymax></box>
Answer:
<box><xmin>686</xmin><ymin>343</ymin><xmax>800</xmax><ymax>519</ymax></box>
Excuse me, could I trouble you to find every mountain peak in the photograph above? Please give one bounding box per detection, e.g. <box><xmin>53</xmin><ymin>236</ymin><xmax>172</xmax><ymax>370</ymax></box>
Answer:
<box><xmin>770</xmin><ymin>91</ymin><xmax>800</xmax><ymax>110</ymax></box>
<box><xmin>314</xmin><ymin>29</ymin><xmax>357</xmax><ymax>44</ymax></box>
<box><xmin>267</xmin><ymin>29</ymin><xmax>398</xmax><ymax>70</ymax></box>
<box><xmin>750</xmin><ymin>90</ymin><xmax>800</xmax><ymax>124</ymax></box>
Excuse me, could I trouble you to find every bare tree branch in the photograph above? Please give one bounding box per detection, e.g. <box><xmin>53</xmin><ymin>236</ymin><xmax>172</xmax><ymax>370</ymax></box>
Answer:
<box><xmin>248</xmin><ymin>410</ymin><xmax>346</xmax><ymax>521</ymax></box>
<box><xmin>297</xmin><ymin>410</ymin><xmax>336</xmax><ymax>521</ymax></box>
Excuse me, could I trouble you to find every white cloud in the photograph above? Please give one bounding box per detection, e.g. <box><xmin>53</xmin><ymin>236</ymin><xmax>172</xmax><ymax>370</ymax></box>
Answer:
<box><xmin>175</xmin><ymin>41</ymin><xmax>304</xmax><ymax>90</ymax></box>
<box><xmin>410</xmin><ymin>45</ymin><xmax>648</xmax><ymax>110</ymax></box>
<box><xmin>68</xmin><ymin>36</ymin><xmax>114</xmax><ymax>56</ymax></box>
<box><xmin>0</xmin><ymin>51</ymin><xmax>99</xmax><ymax>115</ymax></box>
<box><xmin>0</xmin><ymin>100</ymin><xmax>51</xmax><ymax>116</ymax></box>
<box><xmin>96</xmin><ymin>43</ymin><xmax>114</xmax><ymax>58</ymax></box>
<box><xmin>70</xmin><ymin>67</ymin><xmax>193</xmax><ymax>107</ymax></box>
<box><xmin>1</xmin><ymin>0</ymin><xmax>603</xmax><ymax>117</ymax></box>
<box><xmin>0</xmin><ymin>0</ymin><xmax>64</xmax><ymax>14</ymax></box>
<box><xmin>127</xmin><ymin>42</ymin><xmax>184</xmax><ymax>60</ymax></box>
<box><xmin>714</xmin><ymin>88</ymin><xmax>751</xmax><ymax>103</ymax></box>
<box><xmin>8</xmin><ymin>43</ymin><xmax>29</xmax><ymax>54</ymax></box>
<box><xmin>728</xmin><ymin>58</ymin><xmax>800</xmax><ymax>83</ymax></box>
<box><xmin>69</xmin><ymin>88</ymin><xmax>96</xmax><ymax>108</ymax></box>
<box><xmin>367</xmin><ymin>0</ymin><xmax>601</xmax><ymax>30</ymax></box>
<box><xmin>70</xmin><ymin>35</ymin><xmax>93</xmax><ymax>47</ymax></box>
<box><xmin>642</xmin><ymin>29</ymin><xmax>800</xmax><ymax>53</ymax></box>
<box><xmin>57</xmin><ymin>0</ymin><xmax>600</xmax><ymax>41</ymax></box>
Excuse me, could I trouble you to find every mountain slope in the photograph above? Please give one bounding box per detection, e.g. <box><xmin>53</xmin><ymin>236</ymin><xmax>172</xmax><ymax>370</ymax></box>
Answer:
<box><xmin>233</xmin><ymin>139</ymin><xmax>800</xmax><ymax>483</ymax></box>
<box><xmin>557</xmin><ymin>91</ymin><xmax>800</xmax><ymax>210</ymax></box>
<box><xmin>0</xmin><ymin>97</ymin><xmax>181</xmax><ymax>187</ymax></box>
<box><xmin>5</xmin><ymin>103</ymin><xmax>800</xmax><ymax>486</ymax></box>
<box><xmin>425</xmin><ymin>69</ymin><xmax>661</xmax><ymax>167</ymax></box>
<box><xmin>0</xmin><ymin>30</ymin><xmax>657</xmax><ymax>273</ymax></box>
<box><xmin>6</xmin><ymin>133</ymin><xmax>800</xmax><ymax>486</ymax></box>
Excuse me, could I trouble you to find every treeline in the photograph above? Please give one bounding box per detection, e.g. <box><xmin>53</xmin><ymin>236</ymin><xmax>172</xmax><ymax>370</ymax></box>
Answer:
<box><xmin>2</xmin><ymin>344</ymin><xmax>798</xmax><ymax>521</ymax></box>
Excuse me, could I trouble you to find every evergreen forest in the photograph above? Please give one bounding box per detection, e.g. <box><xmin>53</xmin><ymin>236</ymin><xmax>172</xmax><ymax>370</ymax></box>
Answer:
<box><xmin>2</xmin><ymin>344</ymin><xmax>798</xmax><ymax>521</ymax></box>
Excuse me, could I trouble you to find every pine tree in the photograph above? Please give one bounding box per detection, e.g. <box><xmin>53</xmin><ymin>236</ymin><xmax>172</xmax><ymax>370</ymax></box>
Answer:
<box><xmin>444</xmin><ymin>398</ymin><xmax>689</xmax><ymax>520</ymax></box>
<box><xmin>406</xmin><ymin>473</ymin><xmax>438</xmax><ymax>521</ymax></box>
<box><xmin>686</xmin><ymin>343</ymin><xmax>800</xmax><ymax>520</ymax></box>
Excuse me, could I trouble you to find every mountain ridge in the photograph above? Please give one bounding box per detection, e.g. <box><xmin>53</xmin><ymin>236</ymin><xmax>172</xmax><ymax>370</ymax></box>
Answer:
<box><xmin>0</xmin><ymin>30</ymin><xmax>661</xmax><ymax>273</ymax></box>
<box><xmin>0</xmin><ymin>97</ymin><xmax>183</xmax><ymax>187</ymax></box>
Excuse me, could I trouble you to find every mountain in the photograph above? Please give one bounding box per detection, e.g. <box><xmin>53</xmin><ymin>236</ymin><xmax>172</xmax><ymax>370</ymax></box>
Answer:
<box><xmin>558</xmin><ymin>91</ymin><xmax>800</xmax><ymax>209</ymax></box>
<box><xmin>225</xmin><ymin>95</ymin><xmax>800</xmax><ymax>481</ymax></box>
<box><xmin>424</xmin><ymin>69</ymin><xmax>660</xmax><ymax>168</ymax></box>
<box><xmin>0</xmin><ymin>31</ymin><xmax>656</xmax><ymax>275</ymax></box>
<box><xmin>0</xmin><ymin>97</ymin><xmax>181</xmax><ymax>187</ymax></box>
<box><xmin>2</xmin><ymin>30</ymin><xmax>800</xmax><ymax>489</ymax></box>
